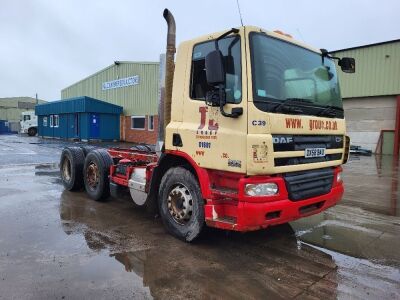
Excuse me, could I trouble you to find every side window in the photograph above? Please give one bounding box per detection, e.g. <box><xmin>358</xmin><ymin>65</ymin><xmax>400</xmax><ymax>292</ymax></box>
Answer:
<box><xmin>43</xmin><ymin>117</ymin><xmax>47</xmax><ymax>127</ymax></box>
<box><xmin>54</xmin><ymin>115</ymin><xmax>59</xmax><ymax>128</ymax></box>
<box><xmin>23</xmin><ymin>115</ymin><xmax>30</xmax><ymax>121</ymax></box>
<box><xmin>148</xmin><ymin>115</ymin><xmax>154</xmax><ymax>131</ymax></box>
<box><xmin>131</xmin><ymin>116</ymin><xmax>145</xmax><ymax>130</ymax></box>
<box><xmin>190</xmin><ymin>36</ymin><xmax>242</xmax><ymax>103</ymax></box>
<box><xmin>50</xmin><ymin>115</ymin><xmax>54</xmax><ymax>127</ymax></box>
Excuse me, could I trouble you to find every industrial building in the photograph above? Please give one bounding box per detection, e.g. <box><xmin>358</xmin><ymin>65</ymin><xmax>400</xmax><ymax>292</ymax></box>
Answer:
<box><xmin>333</xmin><ymin>39</ymin><xmax>400</xmax><ymax>155</ymax></box>
<box><xmin>0</xmin><ymin>97</ymin><xmax>46</xmax><ymax>133</ymax></box>
<box><xmin>35</xmin><ymin>97</ymin><xmax>122</xmax><ymax>141</ymax></box>
<box><xmin>61</xmin><ymin>61</ymin><xmax>159</xmax><ymax>144</ymax></box>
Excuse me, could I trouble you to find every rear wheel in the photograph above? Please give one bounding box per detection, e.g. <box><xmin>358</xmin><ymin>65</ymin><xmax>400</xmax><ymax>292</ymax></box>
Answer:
<box><xmin>158</xmin><ymin>167</ymin><xmax>205</xmax><ymax>242</ymax></box>
<box><xmin>83</xmin><ymin>149</ymin><xmax>112</xmax><ymax>201</ymax></box>
<box><xmin>60</xmin><ymin>147</ymin><xmax>85</xmax><ymax>191</ymax></box>
<box><xmin>80</xmin><ymin>145</ymin><xmax>97</xmax><ymax>157</ymax></box>
<box><xmin>28</xmin><ymin>127</ymin><xmax>37</xmax><ymax>136</ymax></box>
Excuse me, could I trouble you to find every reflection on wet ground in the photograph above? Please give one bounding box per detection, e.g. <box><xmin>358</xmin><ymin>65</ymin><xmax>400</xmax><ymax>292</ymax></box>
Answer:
<box><xmin>59</xmin><ymin>191</ymin><xmax>339</xmax><ymax>299</ymax></box>
<box><xmin>0</xmin><ymin>135</ymin><xmax>399</xmax><ymax>299</ymax></box>
<box><xmin>343</xmin><ymin>154</ymin><xmax>399</xmax><ymax>216</ymax></box>
<box><xmin>0</xmin><ymin>135</ymin><xmax>138</xmax><ymax>167</ymax></box>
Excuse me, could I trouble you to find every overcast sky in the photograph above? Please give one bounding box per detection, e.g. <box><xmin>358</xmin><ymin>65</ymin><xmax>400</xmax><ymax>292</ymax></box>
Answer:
<box><xmin>0</xmin><ymin>0</ymin><xmax>399</xmax><ymax>101</ymax></box>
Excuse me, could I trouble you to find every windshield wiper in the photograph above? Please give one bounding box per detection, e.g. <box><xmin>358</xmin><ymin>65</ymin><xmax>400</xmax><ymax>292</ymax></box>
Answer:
<box><xmin>317</xmin><ymin>105</ymin><xmax>343</xmax><ymax>118</ymax></box>
<box><xmin>272</xmin><ymin>98</ymin><xmax>313</xmax><ymax>113</ymax></box>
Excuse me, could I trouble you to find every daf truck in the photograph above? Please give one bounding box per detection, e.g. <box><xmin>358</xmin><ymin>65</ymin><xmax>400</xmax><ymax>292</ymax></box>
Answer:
<box><xmin>60</xmin><ymin>9</ymin><xmax>354</xmax><ymax>242</ymax></box>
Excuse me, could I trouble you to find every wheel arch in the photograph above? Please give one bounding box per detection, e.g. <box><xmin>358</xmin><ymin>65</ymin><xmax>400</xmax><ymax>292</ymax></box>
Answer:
<box><xmin>146</xmin><ymin>151</ymin><xmax>211</xmax><ymax>213</ymax></box>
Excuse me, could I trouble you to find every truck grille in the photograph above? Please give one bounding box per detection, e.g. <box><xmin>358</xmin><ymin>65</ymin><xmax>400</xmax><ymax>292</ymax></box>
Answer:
<box><xmin>272</xmin><ymin>135</ymin><xmax>343</xmax><ymax>167</ymax></box>
<box><xmin>275</xmin><ymin>153</ymin><xmax>342</xmax><ymax>166</ymax></box>
<box><xmin>284</xmin><ymin>168</ymin><xmax>334</xmax><ymax>201</ymax></box>
<box><xmin>272</xmin><ymin>135</ymin><xmax>344</xmax><ymax>152</ymax></box>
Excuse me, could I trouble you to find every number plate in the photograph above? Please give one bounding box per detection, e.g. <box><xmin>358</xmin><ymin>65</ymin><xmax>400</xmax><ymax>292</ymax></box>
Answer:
<box><xmin>304</xmin><ymin>148</ymin><xmax>326</xmax><ymax>158</ymax></box>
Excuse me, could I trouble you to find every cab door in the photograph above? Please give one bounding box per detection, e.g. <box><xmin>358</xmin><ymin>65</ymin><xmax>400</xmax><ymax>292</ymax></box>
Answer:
<box><xmin>177</xmin><ymin>29</ymin><xmax>248</xmax><ymax>174</ymax></box>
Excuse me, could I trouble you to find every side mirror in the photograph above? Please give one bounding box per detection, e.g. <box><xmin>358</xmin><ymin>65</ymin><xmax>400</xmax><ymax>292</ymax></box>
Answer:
<box><xmin>339</xmin><ymin>57</ymin><xmax>355</xmax><ymax>73</ymax></box>
<box><xmin>205</xmin><ymin>50</ymin><xmax>225</xmax><ymax>85</ymax></box>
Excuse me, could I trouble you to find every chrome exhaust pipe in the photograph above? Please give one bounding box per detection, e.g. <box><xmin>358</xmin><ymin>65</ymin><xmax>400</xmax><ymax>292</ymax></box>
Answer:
<box><xmin>157</xmin><ymin>9</ymin><xmax>176</xmax><ymax>154</ymax></box>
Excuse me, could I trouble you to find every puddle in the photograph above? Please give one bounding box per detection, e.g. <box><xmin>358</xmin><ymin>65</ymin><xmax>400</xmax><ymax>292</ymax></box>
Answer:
<box><xmin>35</xmin><ymin>163</ymin><xmax>58</xmax><ymax>170</ymax></box>
<box><xmin>343</xmin><ymin>155</ymin><xmax>400</xmax><ymax>217</ymax></box>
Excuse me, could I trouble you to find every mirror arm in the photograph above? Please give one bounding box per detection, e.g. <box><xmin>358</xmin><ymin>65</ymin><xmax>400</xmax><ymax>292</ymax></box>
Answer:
<box><xmin>208</xmin><ymin>28</ymin><xmax>241</xmax><ymax>118</ymax></box>
<box><xmin>321</xmin><ymin>49</ymin><xmax>342</xmax><ymax>64</ymax></box>
<box><xmin>326</xmin><ymin>50</ymin><xmax>343</xmax><ymax>64</ymax></box>
<box><xmin>218</xmin><ymin>84</ymin><xmax>229</xmax><ymax>117</ymax></box>
<box><xmin>217</xmin><ymin>84</ymin><xmax>242</xmax><ymax>118</ymax></box>
<box><xmin>214</xmin><ymin>28</ymin><xmax>239</xmax><ymax>50</ymax></box>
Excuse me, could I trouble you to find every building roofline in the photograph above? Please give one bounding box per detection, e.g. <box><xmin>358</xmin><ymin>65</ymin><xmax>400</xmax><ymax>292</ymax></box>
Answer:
<box><xmin>62</xmin><ymin>61</ymin><xmax>159</xmax><ymax>91</ymax></box>
<box><xmin>36</xmin><ymin>96</ymin><xmax>122</xmax><ymax>108</ymax></box>
<box><xmin>35</xmin><ymin>96</ymin><xmax>123</xmax><ymax>115</ymax></box>
<box><xmin>331</xmin><ymin>39</ymin><xmax>400</xmax><ymax>53</ymax></box>
<box><xmin>0</xmin><ymin>96</ymin><xmax>46</xmax><ymax>102</ymax></box>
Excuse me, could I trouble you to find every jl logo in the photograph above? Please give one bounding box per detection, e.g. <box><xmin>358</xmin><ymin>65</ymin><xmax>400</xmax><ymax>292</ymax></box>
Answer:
<box><xmin>197</xmin><ymin>106</ymin><xmax>219</xmax><ymax>135</ymax></box>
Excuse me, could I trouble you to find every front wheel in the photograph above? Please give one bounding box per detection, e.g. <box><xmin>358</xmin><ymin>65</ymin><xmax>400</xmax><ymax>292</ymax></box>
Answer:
<box><xmin>158</xmin><ymin>167</ymin><xmax>205</xmax><ymax>242</ymax></box>
<box><xmin>28</xmin><ymin>127</ymin><xmax>37</xmax><ymax>136</ymax></box>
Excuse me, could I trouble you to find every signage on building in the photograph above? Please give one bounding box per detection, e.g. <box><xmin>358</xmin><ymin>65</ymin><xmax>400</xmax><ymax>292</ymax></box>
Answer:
<box><xmin>102</xmin><ymin>75</ymin><xmax>140</xmax><ymax>91</ymax></box>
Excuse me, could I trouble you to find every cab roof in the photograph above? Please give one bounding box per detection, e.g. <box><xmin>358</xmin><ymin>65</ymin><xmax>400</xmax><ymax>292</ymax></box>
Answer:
<box><xmin>183</xmin><ymin>26</ymin><xmax>321</xmax><ymax>54</ymax></box>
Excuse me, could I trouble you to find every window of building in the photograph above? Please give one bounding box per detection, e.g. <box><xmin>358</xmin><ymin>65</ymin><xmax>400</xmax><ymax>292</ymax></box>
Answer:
<box><xmin>54</xmin><ymin>115</ymin><xmax>59</xmax><ymax>128</ymax></box>
<box><xmin>43</xmin><ymin>117</ymin><xmax>47</xmax><ymax>127</ymax></box>
<box><xmin>190</xmin><ymin>35</ymin><xmax>242</xmax><ymax>103</ymax></box>
<box><xmin>131</xmin><ymin>116</ymin><xmax>145</xmax><ymax>130</ymax></box>
<box><xmin>49</xmin><ymin>115</ymin><xmax>59</xmax><ymax>128</ymax></box>
<box><xmin>148</xmin><ymin>115</ymin><xmax>154</xmax><ymax>131</ymax></box>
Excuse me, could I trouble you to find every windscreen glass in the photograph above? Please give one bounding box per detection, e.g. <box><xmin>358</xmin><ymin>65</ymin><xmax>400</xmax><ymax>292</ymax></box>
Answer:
<box><xmin>250</xmin><ymin>32</ymin><xmax>343</xmax><ymax>117</ymax></box>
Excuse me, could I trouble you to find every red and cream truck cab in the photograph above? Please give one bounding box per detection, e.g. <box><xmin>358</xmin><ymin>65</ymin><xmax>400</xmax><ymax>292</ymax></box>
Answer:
<box><xmin>60</xmin><ymin>9</ymin><xmax>354</xmax><ymax>242</ymax></box>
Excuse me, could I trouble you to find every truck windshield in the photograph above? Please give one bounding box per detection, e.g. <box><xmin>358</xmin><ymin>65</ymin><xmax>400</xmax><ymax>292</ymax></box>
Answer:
<box><xmin>250</xmin><ymin>32</ymin><xmax>343</xmax><ymax>118</ymax></box>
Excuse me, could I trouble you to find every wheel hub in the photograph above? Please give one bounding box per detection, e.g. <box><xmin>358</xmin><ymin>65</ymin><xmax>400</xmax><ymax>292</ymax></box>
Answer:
<box><xmin>62</xmin><ymin>158</ymin><xmax>71</xmax><ymax>182</ymax></box>
<box><xmin>167</xmin><ymin>184</ymin><xmax>193</xmax><ymax>225</ymax></box>
<box><xmin>86</xmin><ymin>162</ymin><xmax>99</xmax><ymax>191</ymax></box>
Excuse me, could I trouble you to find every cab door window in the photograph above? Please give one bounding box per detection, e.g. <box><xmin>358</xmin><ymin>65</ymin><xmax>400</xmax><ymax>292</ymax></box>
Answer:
<box><xmin>190</xmin><ymin>36</ymin><xmax>242</xmax><ymax>103</ymax></box>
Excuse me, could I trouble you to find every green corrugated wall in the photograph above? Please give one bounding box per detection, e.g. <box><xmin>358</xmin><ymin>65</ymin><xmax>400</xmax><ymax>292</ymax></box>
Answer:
<box><xmin>0</xmin><ymin>97</ymin><xmax>46</xmax><ymax>122</ymax></box>
<box><xmin>333</xmin><ymin>41</ymin><xmax>400</xmax><ymax>98</ymax></box>
<box><xmin>61</xmin><ymin>62</ymin><xmax>159</xmax><ymax>116</ymax></box>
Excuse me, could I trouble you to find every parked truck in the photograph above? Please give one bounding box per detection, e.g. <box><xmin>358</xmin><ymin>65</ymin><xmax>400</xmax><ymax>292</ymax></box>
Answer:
<box><xmin>20</xmin><ymin>111</ymin><xmax>38</xmax><ymax>136</ymax></box>
<box><xmin>60</xmin><ymin>9</ymin><xmax>354</xmax><ymax>242</ymax></box>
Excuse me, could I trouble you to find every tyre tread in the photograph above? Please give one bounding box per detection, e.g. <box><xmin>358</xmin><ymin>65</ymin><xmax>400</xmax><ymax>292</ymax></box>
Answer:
<box><xmin>158</xmin><ymin>167</ymin><xmax>205</xmax><ymax>242</ymax></box>
<box><xmin>60</xmin><ymin>147</ymin><xmax>85</xmax><ymax>191</ymax></box>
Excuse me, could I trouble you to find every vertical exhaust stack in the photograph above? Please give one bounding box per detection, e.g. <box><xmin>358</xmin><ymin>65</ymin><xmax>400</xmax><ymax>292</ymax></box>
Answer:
<box><xmin>157</xmin><ymin>9</ymin><xmax>176</xmax><ymax>154</ymax></box>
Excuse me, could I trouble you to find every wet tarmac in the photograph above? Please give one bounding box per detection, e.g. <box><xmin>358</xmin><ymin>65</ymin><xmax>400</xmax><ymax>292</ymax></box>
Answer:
<box><xmin>0</xmin><ymin>135</ymin><xmax>399</xmax><ymax>299</ymax></box>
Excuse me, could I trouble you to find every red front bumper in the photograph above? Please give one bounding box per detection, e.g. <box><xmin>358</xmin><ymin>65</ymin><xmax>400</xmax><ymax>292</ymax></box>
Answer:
<box><xmin>205</xmin><ymin>167</ymin><xmax>344</xmax><ymax>231</ymax></box>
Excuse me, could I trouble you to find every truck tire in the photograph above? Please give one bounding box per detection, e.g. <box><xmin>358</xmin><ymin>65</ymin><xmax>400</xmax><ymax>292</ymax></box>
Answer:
<box><xmin>158</xmin><ymin>167</ymin><xmax>205</xmax><ymax>242</ymax></box>
<box><xmin>83</xmin><ymin>149</ymin><xmax>112</xmax><ymax>201</ymax></box>
<box><xmin>28</xmin><ymin>127</ymin><xmax>37</xmax><ymax>136</ymax></box>
<box><xmin>60</xmin><ymin>147</ymin><xmax>85</xmax><ymax>191</ymax></box>
<box><xmin>80</xmin><ymin>145</ymin><xmax>97</xmax><ymax>157</ymax></box>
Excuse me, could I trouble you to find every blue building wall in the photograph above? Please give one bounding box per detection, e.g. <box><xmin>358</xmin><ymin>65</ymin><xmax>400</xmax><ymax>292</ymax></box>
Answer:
<box><xmin>36</xmin><ymin>97</ymin><xmax>122</xmax><ymax>141</ymax></box>
<box><xmin>0</xmin><ymin>120</ymin><xmax>12</xmax><ymax>134</ymax></box>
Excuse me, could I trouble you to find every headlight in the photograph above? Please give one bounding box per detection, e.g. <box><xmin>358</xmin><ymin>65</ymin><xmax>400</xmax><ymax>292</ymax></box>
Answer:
<box><xmin>245</xmin><ymin>183</ymin><xmax>278</xmax><ymax>196</ymax></box>
<box><xmin>337</xmin><ymin>171</ymin><xmax>342</xmax><ymax>182</ymax></box>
